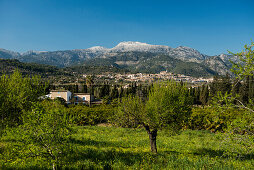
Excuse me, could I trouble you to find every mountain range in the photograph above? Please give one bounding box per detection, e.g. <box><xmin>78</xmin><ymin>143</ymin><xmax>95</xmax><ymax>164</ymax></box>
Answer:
<box><xmin>0</xmin><ymin>41</ymin><xmax>236</xmax><ymax>77</ymax></box>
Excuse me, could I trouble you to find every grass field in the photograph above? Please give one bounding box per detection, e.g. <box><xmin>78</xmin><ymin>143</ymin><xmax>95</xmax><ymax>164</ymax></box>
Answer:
<box><xmin>1</xmin><ymin>126</ymin><xmax>253</xmax><ymax>169</ymax></box>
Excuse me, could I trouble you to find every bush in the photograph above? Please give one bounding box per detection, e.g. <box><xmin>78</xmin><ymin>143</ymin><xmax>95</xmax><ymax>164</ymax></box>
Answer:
<box><xmin>188</xmin><ymin>107</ymin><xmax>246</xmax><ymax>132</ymax></box>
<box><xmin>219</xmin><ymin>111</ymin><xmax>254</xmax><ymax>160</ymax></box>
<box><xmin>67</xmin><ymin>104</ymin><xmax>114</xmax><ymax>125</ymax></box>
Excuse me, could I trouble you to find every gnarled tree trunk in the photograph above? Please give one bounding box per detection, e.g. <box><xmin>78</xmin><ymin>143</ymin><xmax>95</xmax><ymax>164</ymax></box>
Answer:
<box><xmin>143</xmin><ymin>124</ymin><xmax>158</xmax><ymax>153</ymax></box>
<box><xmin>148</xmin><ymin>130</ymin><xmax>157</xmax><ymax>153</ymax></box>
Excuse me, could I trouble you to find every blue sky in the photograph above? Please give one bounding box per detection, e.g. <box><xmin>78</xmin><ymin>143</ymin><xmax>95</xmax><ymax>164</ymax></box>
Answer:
<box><xmin>0</xmin><ymin>0</ymin><xmax>254</xmax><ymax>55</ymax></box>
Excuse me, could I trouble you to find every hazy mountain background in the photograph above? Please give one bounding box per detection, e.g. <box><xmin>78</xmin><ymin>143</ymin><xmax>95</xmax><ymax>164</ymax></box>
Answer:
<box><xmin>0</xmin><ymin>42</ymin><xmax>236</xmax><ymax>77</ymax></box>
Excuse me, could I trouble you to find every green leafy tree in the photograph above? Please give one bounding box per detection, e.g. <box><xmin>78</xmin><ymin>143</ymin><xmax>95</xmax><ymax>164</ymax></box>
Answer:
<box><xmin>0</xmin><ymin>70</ymin><xmax>47</xmax><ymax>129</ymax></box>
<box><xmin>116</xmin><ymin>81</ymin><xmax>192</xmax><ymax>153</ymax></box>
<box><xmin>228</xmin><ymin>42</ymin><xmax>254</xmax><ymax>112</ymax></box>
<box><xmin>230</xmin><ymin>42</ymin><xmax>254</xmax><ymax>80</ymax></box>
<box><xmin>20</xmin><ymin>100</ymin><xmax>72</xmax><ymax>169</ymax></box>
<box><xmin>211</xmin><ymin>42</ymin><xmax>254</xmax><ymax>159</ymax></box>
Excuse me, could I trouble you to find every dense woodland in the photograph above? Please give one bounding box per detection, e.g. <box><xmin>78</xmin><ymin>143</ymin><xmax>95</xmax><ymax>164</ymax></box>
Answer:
<box><xmin>0</xmin><ymin>43</ymin><xmax>253</xmax><ymax>169</ymax></box>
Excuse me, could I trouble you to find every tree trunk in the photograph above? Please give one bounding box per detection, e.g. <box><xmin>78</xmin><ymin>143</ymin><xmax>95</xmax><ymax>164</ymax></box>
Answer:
<box><xmin>149</xmin><ymin>130</ymin><xmax>157</xmax><ymax>153</ymax></box>
<box><xmin>143</xmin><ymin>124</ymin><xmax>158</xmax><ymax>153</ymax></box>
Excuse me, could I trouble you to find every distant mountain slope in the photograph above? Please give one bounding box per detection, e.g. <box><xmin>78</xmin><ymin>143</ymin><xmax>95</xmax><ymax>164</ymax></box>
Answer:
<box><xmin>0</xmin><ymin>58</ymin><xmax>130</xmax><ymax>77</ymax></box>
<box><xmin>0</xmin><ymin>41</ymin><xmax>211</xmax><ymax>67</ymax></box>
<box><xmin>17</xmin><ymin>50</ymin><xmax>97</xmax><ymax>67</ymax></box>
<box><xmin>203</xmin><ymin>56</ymin><xmax>230</xmax><ymax>75</ymax></box>
<box><xmin>79</xmin><ymin>52</ymin><xmax>216</xmax><ymax>77</ymax></box>
<box><xmin>0</xmin><ymin>41</ymin><xmax>238</xmax><ymax>76</ymax></box>
<box><xmin>0</xmin><ymin>48</ymin><xmax>20</xmax><ymax>59</ymax></box>
<box><xmin>0</xmin><ymin>59</ymin><xmax>69</xmax><ymax>77</ymax></box>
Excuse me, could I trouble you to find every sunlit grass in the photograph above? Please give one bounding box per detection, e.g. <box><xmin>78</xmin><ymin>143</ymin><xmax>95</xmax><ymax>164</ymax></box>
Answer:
<box><xmin>1</xmin><ymin>126</ymin><xmax>253</xmax><ymax>169</ymax></box>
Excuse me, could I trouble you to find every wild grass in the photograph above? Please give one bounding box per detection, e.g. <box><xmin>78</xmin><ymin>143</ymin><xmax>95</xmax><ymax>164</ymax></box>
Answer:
<box><xmin>0</xmin><ymin>126</ymin><xmax>253</xmax><ymax>169</ymax></box>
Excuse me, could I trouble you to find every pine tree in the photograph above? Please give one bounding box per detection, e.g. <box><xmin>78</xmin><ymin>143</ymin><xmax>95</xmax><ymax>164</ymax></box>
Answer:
<box><xmin>200</xmin><ymin>85</ymin><xmax>209</xmax><ymax>105</ymax></box>
<box><xmin>193</xmin><ymin>87</ymin><xmax>201</xmax><ymax>105</ymax></box>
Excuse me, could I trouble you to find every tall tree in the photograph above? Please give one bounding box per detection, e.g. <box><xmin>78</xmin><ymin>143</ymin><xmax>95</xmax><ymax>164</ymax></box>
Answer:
<box><xmin>86</xmin><ymin>75</ymin><xmax>94</xmax><ymax>94</ymax></box>
<box><xmin>110</xmin><ymin>85</ymin><xmax>119</xmax><ymax>99</ymax></box>
<box><xmin>200</xmin><ymin>85</ymin><xmax>209</xmax><ymax>105</ymax></box>
<box><xmin>210</xmin><ymin>74</ymin><xmax>231</xmax><ymax>96</ymax></box>
<box><xmin>193</xmin><ymin>86</ymin><xmax>201</xmax><ymax>105</ymax></box>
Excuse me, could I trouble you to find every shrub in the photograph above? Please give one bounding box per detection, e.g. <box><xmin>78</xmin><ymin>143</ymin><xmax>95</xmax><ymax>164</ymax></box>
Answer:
<box><xmin>188</xmin><ymin>107</ymin><xmax>246</xmax><ymax>132</ymax></box>
<box><xmin>67</xmin><ymin>104</ymin><xmax>114</xmax><ymax>125</ymax></box>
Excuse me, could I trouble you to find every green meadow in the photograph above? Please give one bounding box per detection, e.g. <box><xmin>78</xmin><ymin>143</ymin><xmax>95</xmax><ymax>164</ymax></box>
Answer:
<box><xmin>1</xmin><ymin>126</ymin><xmax>253</xmax><ymax>169</ymax></box>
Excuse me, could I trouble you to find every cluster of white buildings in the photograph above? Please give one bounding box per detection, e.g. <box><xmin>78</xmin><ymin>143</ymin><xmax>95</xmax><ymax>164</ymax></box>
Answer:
<box><xmin>94</xmin><ymin>71</ymin><xmax>213</xmax><ymax>84</ymax></box>
<box><xmin>47</xmin><ymin>90</ymin><xmax>94</xmax><ymax>105</ymax></box>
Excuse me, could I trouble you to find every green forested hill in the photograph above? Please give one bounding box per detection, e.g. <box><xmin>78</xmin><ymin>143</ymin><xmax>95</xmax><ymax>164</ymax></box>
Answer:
<box><xmin>0</xmin><ymin>58</ymin><xmax>129</xmax><ymax>77</ymax></box>
<box><xmin>0</xmin><ymin>59</ymin><xmax>69</xmax><ymax>77</ymax></box>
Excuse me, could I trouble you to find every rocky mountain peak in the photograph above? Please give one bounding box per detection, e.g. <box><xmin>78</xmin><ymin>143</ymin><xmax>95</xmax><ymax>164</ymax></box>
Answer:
<box><xmin>88</xmin><ymin>46</ymin><xmax>108</xmax><ymax>52</ymax></box>
<box><xmin>111</xmin><ymin>41</ymin><xmax>171</xmax><ymax>53</ymax></box>
<box><xmin>0</xmin><ymin>48</ymin><xmax>20</xmax><ymax>59</ymax></box>
<box><xmin>22</xmin><ymin>50</ymin><xmax>47</xmax><ymax>55</ymax></box>
<box><xmin>115</xmin><ymin>41</ymin><xmax>149</xmax><ymax>46</ymax></box>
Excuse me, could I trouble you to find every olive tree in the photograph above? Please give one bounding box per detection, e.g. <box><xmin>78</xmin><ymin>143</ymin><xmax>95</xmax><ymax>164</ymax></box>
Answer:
<box><xmin>116</xmin><ymin>81</ymin><xmax>192</xmax><ymax>153</ymax></box>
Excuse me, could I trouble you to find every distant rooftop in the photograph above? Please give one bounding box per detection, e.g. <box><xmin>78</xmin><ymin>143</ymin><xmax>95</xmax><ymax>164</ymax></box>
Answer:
<box><xmin>51</xmin><ymin>90</ymin><xmax>70</xmax><ymax>92</ymax></box>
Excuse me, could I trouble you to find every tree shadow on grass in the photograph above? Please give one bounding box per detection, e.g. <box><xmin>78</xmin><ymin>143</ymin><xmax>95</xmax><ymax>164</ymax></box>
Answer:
<box><xmin>193</xmin><ymin>148</ymin><xmax>224</xmax><ymax>157</ymax></box>
<box><xmin>69</xmin><ymin>137</ymin><xmax>124</xmax><ymax>148</ymax></box>
<box><xmin>193</xmin><ymin>148</ymin><xmax>254</xmax><ymax>161</ymax></box>
<box><xmin>70</xmin><ymin>148</ymin><xmax>144</xmax><ymax>164</ymax></box>
<box><xmin>64</xmin><ymin>138</ymin><xmax>160</xmax><ymax>168</ymax></box>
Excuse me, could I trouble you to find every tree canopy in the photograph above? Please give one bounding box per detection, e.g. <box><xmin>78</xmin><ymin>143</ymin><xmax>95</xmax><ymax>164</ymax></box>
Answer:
<box><xmin>0</xmin><ymin>70</ymin><xmax>47</xmax><ymax>129</ymax></box>
<box><xmin>230</xmin><ymin>42</ymin><xmax>254</xmax><ymax>80</ymax></box>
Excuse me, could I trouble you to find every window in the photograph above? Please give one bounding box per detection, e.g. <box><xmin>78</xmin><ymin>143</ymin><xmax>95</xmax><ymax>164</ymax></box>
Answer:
<box><xmin>74</xmin><ymin>96</ymin><xmax>78</xmax><ymax>101</ymax></box>
<box><xmin>83</xmin><ymin>97</ymin><xmax>86</xmax><ymax>101</ymax></box>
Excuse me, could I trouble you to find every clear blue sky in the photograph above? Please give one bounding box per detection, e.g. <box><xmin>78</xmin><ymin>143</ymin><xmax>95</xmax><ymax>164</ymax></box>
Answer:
<box><xmin>0</xmin><ymin>0</ymin><xmax>254</xmax><ymax>55</ymax></box>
